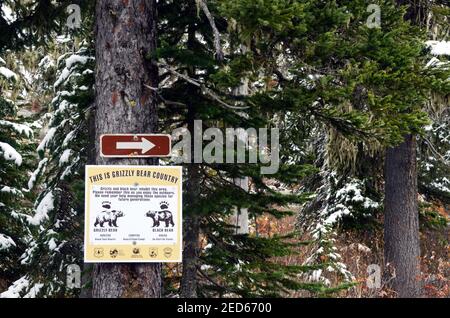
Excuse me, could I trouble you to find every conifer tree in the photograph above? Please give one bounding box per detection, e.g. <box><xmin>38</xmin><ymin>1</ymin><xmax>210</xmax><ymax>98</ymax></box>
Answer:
<box><xmin>220</xmin><ymin>0</ymin><xmax>449</xmax><ymax>291</ymax></box>
<box><xmin>158</xmin><ymin>0</ymin><xmax>334</xmax><ymax>297</ymax></box>
<box><xmin>0</xmin><ymin>54</ymin><xmax>35</xmax><ymax>293</ymax></box>
<box><xmin>0</xmin><ymin>0</ymin><xmax>447</xmax><ymax>299</ymax></box>
<box><xmin>0</xmin><ymin>37</ymin><xmax>94</xmax><ymax>297</ymax></box>
<box><xmin>92</xmin><ymin>0</ymin><xmax>161</xmax><ymax>298</ymax></box>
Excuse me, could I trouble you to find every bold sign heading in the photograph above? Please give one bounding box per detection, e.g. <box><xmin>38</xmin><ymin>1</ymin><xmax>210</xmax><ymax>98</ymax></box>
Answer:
<box><xmin>100</xmin><ymin>134</ymin><xmax>171</xmax><ymax>158</ymax></box>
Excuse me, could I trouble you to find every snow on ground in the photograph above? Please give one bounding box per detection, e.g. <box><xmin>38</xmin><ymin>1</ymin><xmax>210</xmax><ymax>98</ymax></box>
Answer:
<box><xmin>0</xmin><ymin>142</ymin><xmax>22</xmax><ymax>165</ymax></box>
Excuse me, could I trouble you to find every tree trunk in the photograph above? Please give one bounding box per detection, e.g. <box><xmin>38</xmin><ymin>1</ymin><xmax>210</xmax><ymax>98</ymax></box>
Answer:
<box><xmin>384</xmin><ymin>134</ymin><xmax>421</xmax><ymax>297</ymax></box>
<box><xmin>80</xmin><ymin>106</ymin><xmax>95</xmax><ymax>298</ymax></box>
<box><xmin>231</xmin><ymin>68</ymin><xmax>249</xmax><ymax>235</ymax></box>
<box><xmin>179</xmin><ymin>24</ymin><xmax>201</xmax><ymax>298</ymax></box>
<box><xmin>180</xmin><ymin>91</ymin><xmax>201</xmax><ymax>297</ymax></box>
<box><xmin>180</xmin><ymin>205</ymin><xmax>200</xmax><ymax>298</ymax></box>
<box><xmin>92</xmin><ymin>0</ymin><xmax>161</xmax><ymax>298</ymax></box>
<box><xmin>231</xmin><ymin>176</ymin><xmax>249</xmax><ymax>235</ymax></box>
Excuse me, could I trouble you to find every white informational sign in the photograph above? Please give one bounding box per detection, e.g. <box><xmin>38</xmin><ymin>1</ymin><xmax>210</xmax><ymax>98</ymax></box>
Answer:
<box><xmin>84</xmin><ymin>165</ymin><xmax>182</xmax><ymax>263</ymax></box>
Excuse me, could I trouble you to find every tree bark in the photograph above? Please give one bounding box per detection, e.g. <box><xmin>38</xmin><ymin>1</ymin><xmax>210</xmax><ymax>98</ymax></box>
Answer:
<box><xmin>180</xmin><ymin>203</ymin><xmax>200</xmax><ymax>298</ymax></box>
<box><xmin>80</xmin><ymin>105</ymin><xmax>96</xmax><ymax>298</ymax></box>
<box><xmin>179</xmin><ymin>23</ymin><xmax>202</xmax><ymax>298</ymax></box>
<box><xmin>231</xmin><ymin>65</ymin><xmax>249</xmax><ymax>235</ymax></box>
<box><xmin>384</xmin><ymin>135</ymin><xmax>421</xmax><ymax>297</ymax></box>
<box><xmin>92</xmin><ymin>0</ymin><xmax>161</xmax><ymax>298</ymax></box>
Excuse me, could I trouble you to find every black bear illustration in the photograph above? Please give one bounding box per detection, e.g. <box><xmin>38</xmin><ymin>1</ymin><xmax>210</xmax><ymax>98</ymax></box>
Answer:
<box><xmin>94</xmin><ymin>210</ymin><xmax>124</xmax><ymax>227</ymax></box>
<box><xmin>146</xmin><ymin>201</ymin><xmax>174</xmax><ymax>227</ymax></box>
<box><xmin>146</xmin><ymin>210</ymin><xmax>175</xmax><ymax>227</ymax></box>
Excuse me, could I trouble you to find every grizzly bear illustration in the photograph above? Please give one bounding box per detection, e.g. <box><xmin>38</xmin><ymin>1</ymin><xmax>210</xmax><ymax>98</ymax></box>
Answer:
<box><xmin>146</xmin><ymin>201</ymin><xmax>174</xmax><ymax>228</ymax></box>
<box><xmin>94</xmin><ymin>210</ymin><xmax>124</xmax><ymax>227</ymax></box>
<box><xmin>94</xmin><ymin>202</ymin><xmax>124</xmax><ymax>227</ymax></box>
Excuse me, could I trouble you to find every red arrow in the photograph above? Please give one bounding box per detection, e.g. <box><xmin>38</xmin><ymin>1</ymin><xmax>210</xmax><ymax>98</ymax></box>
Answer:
<box><xmin>100</xmin><ymin>134</ymin><xmax>171</xmax><ymax>158</ymax></box>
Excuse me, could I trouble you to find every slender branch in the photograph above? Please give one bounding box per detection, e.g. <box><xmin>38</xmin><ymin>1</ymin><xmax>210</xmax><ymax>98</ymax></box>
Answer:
<box><xmin>144</xmin><ymin>84</ymin><xmax>187</xmax><ymax>107</ymax></box>
<box><xmin>197</xmin><ymin>265</ymin><xmax>228</xmax><ymax>292</ymax></box>
<box><xmin>197</xmin><ymin>0</ymin><xmax>224</xmax><ymax>62</ymax></box>
<box><xmin>158</xmin><ymin>63</ymin><xmax>250</xmax><ymax>111</ymax></box>
<box><xmin>422</xmin><ymin>136</ymin><xmax>450</xmax><ymax>165</ymax></box>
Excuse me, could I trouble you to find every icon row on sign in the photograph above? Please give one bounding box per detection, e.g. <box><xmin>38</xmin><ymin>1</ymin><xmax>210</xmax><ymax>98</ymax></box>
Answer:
<box><xmin>93</xmin><ymin>247</ymin><xmax>173</xmax><ymax>258</ymax></box>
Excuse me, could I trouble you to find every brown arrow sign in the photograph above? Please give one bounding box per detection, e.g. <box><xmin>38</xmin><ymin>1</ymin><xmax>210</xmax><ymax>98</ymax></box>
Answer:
<box><xmin>100</xmin><ymin>134</ymin><xmax>171</xmax><ymax>158</ymax></box>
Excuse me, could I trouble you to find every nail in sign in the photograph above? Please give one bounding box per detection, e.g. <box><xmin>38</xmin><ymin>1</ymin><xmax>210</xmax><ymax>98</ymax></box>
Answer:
<box><xmin>100</xmin><ymin>134</ymin><xmax>171</xmax><ymax>158</ymax></box>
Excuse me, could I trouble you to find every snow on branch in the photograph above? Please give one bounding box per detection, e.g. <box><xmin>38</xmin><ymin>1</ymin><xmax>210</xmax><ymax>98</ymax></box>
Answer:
<box><xmin>28</xmin><ymin>158</ymin><xmax>48</xmax><ymax>190</ymax></box>
<box><xmin>30</xmin><ymin>191</ymin><xmax>54</xmax><ymax>226</ymax></box>
<box><xmin>0</xmin><ymin>276</ymin><xmax>29</xmax><ymax>298</ymax></box>
<box><xmin>0</xmin><ymin>142</ymin><xmax>22</xmax><ymax>165</ymax></box>
<box><xmin>54</xmin><ymin>53</ymin><xmax>92</xmax><ymax>89</ymax></box>
<box><xmin>37</xmin><ymin>127</ymin><xmax>57</xmax><ymax>153</ymax></box>
<box><xmin>0</xmin><ymin>66</ymin><xmax>17</xmax><ymax>80</ymax></box>
<box><xmin>426</xmin><ymin>41</ymin><xmax>450</xmax><ymax>56</ymax></box>
<box><xmin>0</xmin><ymin>120</ymin><xmax>34</xmax><ymax>138</ymax></box>
<box><xmin>0</xmin><ymin>233</ymin><xmax>16</xmax><ymax>251</ymax></box>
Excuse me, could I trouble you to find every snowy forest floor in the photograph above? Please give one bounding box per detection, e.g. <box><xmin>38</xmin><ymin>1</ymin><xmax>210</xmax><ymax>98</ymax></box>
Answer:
<box><xmin>164</xmin><ymin>205</ymin><xmax>449</xmax><ymax>298</ymax></box>
<box><xmin>268</xmin><ymin>209</ymin><xmax>449</xmax><ymax>298</ymax></box>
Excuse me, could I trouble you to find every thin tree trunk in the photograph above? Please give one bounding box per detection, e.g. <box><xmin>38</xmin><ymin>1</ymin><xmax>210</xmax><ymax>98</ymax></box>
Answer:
<box><xmin>80</xmin><ymin>105</ymin><xmax>96</xmax><ymax>298</ymax></box>
<box><xmin>179</xmin><ymin>195</ymin><xmax>200</xmax><ymax>298</ymax></box>
<box><xmin>92</xmin><ymin>0</ymin><xmax>161</xmax><ymax>298</ymax></box>
<box><xmin>179</xmin><ymin>24</ymin><xmax>201</xmax><ymax>298</ymax></box>
<box><xmin>231</xmin><ymin>177</ymin><xmax>249</xmax><ymax>235</ymax></box>
<box><xmin>231</xmin><ymin>65</ymin><xmax>249</xmax><ymax>235</ymax></box>
<box><xmin>384</xmin><ymin>135</ymin><xmax>421</xmax><ymax>297</ymax></box>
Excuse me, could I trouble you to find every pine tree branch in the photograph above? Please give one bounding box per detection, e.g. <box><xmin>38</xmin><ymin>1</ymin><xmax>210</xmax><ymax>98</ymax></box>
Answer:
<box><xmin>143</xmin><ymin>84</ymin><xmax>187</xmax><ymax>107</ymax></box>
<box><xmin>197</xmin><ymin>265</ymin><xmax>228</xmax><ymax>292</ymax></box>
<box><xmin>158</xmin><ymin>63</ymin><xmax>250</xmax><ymax>111</ymax></box>
<box><xmin>422</xmin><ymin>136</ymin><xmax>450</xmax><ymax>165</ymax></box>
